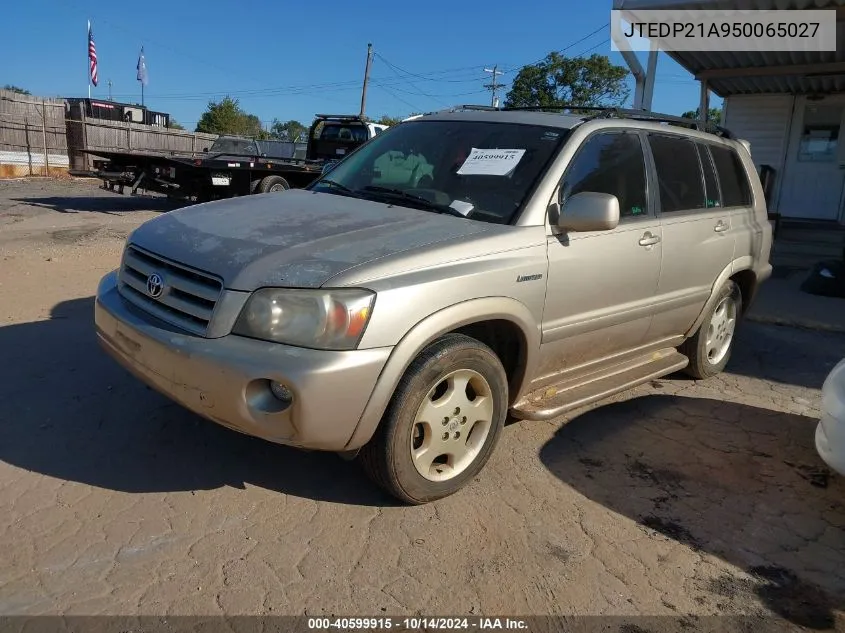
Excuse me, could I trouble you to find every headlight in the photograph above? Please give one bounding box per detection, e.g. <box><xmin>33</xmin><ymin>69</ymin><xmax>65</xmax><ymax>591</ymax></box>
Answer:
<box><xmin>232</xmin><ymin>288</ymin><xmax>375</xmax><ymax>350</ymax></box>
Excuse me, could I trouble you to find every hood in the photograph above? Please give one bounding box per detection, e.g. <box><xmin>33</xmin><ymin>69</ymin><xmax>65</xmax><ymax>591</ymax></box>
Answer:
<box><xmin>128</xmin><ymin>189</ymin><xmax>496</xmax><ymax>290</ymax></box>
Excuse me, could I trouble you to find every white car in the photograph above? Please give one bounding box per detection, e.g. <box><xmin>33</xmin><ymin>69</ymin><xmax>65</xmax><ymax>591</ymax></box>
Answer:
<box><xmin>818</xmin><ymin>359</ymin><xmax>845</xmax><ymax>476</ymax></box>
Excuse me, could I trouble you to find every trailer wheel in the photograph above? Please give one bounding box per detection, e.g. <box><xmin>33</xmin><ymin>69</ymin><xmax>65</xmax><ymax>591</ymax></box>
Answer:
<box><xmin>257</xmin><ymin>175</ymin><xmax>290</xmax><ymax>193</ymax></box>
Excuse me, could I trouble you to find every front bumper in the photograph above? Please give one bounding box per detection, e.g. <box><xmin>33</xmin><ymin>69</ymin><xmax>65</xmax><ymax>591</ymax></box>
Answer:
<box><xmin>95</xmin><ymin>271</ymin><xmax>392</xmax><ymax>450</ymax></box>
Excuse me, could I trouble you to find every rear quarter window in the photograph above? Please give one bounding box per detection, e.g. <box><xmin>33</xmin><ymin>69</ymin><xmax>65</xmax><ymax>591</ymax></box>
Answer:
<box><xmin>696</xmin><ymin>143</ymin><xmax>722</xmax><ymax>209</ymax></box>
<box><xmin>709</xmin><ymin>144</ymin><xmax>753</xmax><ymax>207</ymax></box>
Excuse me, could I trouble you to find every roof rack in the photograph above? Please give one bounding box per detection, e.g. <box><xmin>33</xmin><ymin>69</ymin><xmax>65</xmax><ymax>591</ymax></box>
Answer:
<box><xmin>446</xmin><ymin>104</ymin><xmax>501</xmax><ymax>112</ymax></box>
<box><xmin>313</xmin><ymin>114</ymin><xmax>366</xmax><ymax>122</ymax></box>
<box><xmin>498</xmin><ymin>105</ymin><xmax>732</xmax><ymax>138</ymax></box>
<box><xmin>433</xmin><ymin>104</ymin><xmax>733</xmax><ymax>138</ymax></box>
<box><xmin>589</xmin><ymin>108</ymin><xmax>733</xmax><ymax>138</ymax></box>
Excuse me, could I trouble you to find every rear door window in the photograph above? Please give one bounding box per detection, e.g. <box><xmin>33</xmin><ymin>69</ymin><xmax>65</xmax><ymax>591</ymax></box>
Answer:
<box><xmin>648</xmin><ymin>134</ymin><xmax>706</xmax><ymax>213</ymax></box>
<box><xmin>696</xmin><ymin>143</ymin><xmax>722</xmax><ymax>208</ymax></box>
<box><xmin>710</xmin><ymin>144</ymin><xmax>753</xmax><ymax>207</ymax></box>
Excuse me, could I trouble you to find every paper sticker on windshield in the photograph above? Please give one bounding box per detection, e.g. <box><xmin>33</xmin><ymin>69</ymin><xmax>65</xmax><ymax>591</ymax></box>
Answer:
<box><xmin>457</xmin><ymin>148</ymin><xmax>526</xmax><ymax>176</ymax></box>
<box><xmin>449</xmin><ymin>200</ymin><xmax>475</xmax><ymax>216</ymax></box>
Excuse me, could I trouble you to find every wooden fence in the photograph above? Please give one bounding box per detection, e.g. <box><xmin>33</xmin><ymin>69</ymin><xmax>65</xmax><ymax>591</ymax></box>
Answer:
<box><xmin>65</xmin><ymin>100</ymin><xmax>218</xmax><ymax>172</ymax></box>
<box><xmin>0</xmin><ymin>89</ymin><xmax>219</xmax><ymax>176</ymax></box>
<box><xmin>0</xmin><ymin>89</ymin><xmax>68</xmax><ymax>177</ymax></box>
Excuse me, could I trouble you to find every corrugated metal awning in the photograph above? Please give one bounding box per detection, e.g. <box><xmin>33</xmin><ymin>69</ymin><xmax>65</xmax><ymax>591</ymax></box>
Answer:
<box><xmin>614</xmin><ymin>0</ymin><xmax>845</xmax><ymax>96</ymax></box>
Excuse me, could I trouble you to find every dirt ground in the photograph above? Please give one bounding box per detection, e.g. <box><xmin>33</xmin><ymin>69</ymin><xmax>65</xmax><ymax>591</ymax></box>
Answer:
<box><xmin>1</xmin><ymin>178</ymin><xmax>844</xmax><ymax>628</ymax></box>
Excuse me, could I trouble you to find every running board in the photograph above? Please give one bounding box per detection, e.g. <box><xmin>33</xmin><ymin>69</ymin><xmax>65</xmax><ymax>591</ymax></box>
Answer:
<box><xmin>510</xmin><ymin>348</ymin><xmax>689</xmax><ymax>421</ymax></box>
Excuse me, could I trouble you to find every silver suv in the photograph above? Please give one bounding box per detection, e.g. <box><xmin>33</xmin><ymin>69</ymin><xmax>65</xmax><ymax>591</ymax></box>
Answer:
<box><xmin>94</xmin><ymin>107</ymin><xmax>773</xmax><ymax>504</ymax></box>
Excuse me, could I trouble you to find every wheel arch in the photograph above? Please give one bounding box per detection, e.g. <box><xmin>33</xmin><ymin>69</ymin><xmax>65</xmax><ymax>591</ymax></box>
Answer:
<box><xmin>344</xmin><ymin>297</ymin><xmax>540</xmax><ymax>451</ymax></box>
<box><xmin>685</xmin><ymin>259</ymin><xmax>758</xmax><ymax>338</ymax></box>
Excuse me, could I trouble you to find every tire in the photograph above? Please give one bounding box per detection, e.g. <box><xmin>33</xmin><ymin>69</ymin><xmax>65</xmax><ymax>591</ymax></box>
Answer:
<box><xmin>358</xmin><ymin>333</ymin><xmax>508</xmax><ymax>504</ymax></box>
<box><xmin>680</xmin><ymin>280</ymin><xmax>742</xmax><ymax>379</ymax></box>
<box><xmin>257</xmin><ymin>175</ymin><xmax>290</xmax><ymax>193</ymax></box>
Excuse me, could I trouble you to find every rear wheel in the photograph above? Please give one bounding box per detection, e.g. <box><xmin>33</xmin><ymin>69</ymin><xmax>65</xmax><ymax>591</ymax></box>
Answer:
<box><xmin>257</xmin><ymin>175</ymin><xmax>290</xmax><ymax>193</ymax></box>
<box><xmin>358</xmin><ymin>334</ymin><xmax>508</xmax><ymax>504</ymax></box>
<box><xmin>681</xmin><ymin>280</ymin><xmax>742</xmax><ymax>379</ymax></box>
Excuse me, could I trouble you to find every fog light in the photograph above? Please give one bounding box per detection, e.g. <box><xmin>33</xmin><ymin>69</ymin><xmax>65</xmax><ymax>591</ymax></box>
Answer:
<box><xmin>269</xmin><ymin>381</ymin><xmax>293</xmax><ymax>403</ymax></box>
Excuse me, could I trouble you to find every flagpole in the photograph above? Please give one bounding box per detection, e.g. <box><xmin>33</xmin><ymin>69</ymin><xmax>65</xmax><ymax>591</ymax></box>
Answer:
<box><xmin>87</xmin><ymin>20</ymin><xmax>91</xmax><ymax>99</ymax></box>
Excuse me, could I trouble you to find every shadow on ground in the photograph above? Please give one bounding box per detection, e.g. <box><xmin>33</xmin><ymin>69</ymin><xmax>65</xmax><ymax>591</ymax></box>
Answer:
<box><xmin>722</xmin><ymin>321</ymin><xmax>845</xmax><ymax>390</ymax></box>
<box><xmin>0</xmin><ymin>297</ymin><xmax>393</xmax><ymax>507</ymax></box>
<box><xmin>11</xmin><ymin>193</ymin><xmax>184</xmax><ymax>215</ymax></box>
<box><xmin>540</xmin><ymin>394</ymin><xmax>845</xmax><ymax>630</ymax></box>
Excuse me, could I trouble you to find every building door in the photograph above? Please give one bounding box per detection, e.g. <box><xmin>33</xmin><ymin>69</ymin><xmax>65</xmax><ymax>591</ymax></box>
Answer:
<box><xmin>779</xmin><ymin>96</ymin><xmax>845</xmax><ymax>222</ymax></box>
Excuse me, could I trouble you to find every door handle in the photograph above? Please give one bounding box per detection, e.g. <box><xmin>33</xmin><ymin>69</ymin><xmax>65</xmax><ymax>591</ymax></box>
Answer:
<box><xmin>714</xmin><ymin>220</ymin><xmax>729</xmax><ymax>233</ymax></box>
<box><xmin>638</xmin><ymin>232</ymin><xmax>661</xmax><ymax>247</ymax></box>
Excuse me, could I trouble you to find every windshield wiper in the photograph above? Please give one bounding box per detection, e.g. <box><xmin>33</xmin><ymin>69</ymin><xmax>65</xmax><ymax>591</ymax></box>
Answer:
<box><xmin>358</xmin><ymin>186</ymin><xmax>469</xmax><ymax>219</ymax></box>
<box><xmin>316</xmin><ymin>179</ymin><xmax>360</xmax><ymax>198</ymax></box>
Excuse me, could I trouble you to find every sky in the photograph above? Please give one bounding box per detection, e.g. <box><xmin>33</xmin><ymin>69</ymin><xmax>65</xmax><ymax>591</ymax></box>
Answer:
<box><xmin>4</xmin><ymin>0</ymin><xmax>721</xmax><ymax>130</ymax></box>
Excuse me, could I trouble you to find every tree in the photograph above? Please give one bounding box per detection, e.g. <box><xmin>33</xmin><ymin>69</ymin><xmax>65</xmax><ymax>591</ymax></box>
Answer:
<box><xmin>375</xmin><ymin>115</ymin><xmax>404</xmax><ymax>126</ymax></box>
<box><xmin>269</xmin><ymin>119</ymin><xmax>307</xmax><ymax>142</ymax></box>
<box><xmin>168</xmin><ymin>118</ymin><xmax>185</xmax><ymax>130</ymax></box>
<box><xmin>504</xmin><ymin>53</ymin><xmax>629</xmax><ymax>109</ymax></box>
<box><xmin>3</xmin><ymin>84</ymin><xmax>31</xmax><ymax>95</ymax></box>
<box><xmin>195</xmin><ymin>96</ymin><xmax>266</xmax><ymax>137</ymax></box>
<box><xmin>681</xmin><ymin>107</ymin><xmax>722</xmax><ymax>125</ymax></box>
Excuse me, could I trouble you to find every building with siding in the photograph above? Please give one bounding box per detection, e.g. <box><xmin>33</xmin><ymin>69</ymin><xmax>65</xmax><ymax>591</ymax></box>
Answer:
<box><xmin>614</xmin><ymin>0</ymin><xmax>845</xmax><ymax>263</ymax></box>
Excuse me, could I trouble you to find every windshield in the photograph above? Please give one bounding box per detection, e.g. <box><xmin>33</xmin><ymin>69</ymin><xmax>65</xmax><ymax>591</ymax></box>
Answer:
<box><xmin>309</xmin><ymin>120</ymin><xmax>567</xmax><ymax>224</ymax></box>
<box><xmin>209</xmin><ymin>137</ymin><xmax>258</xmax><ymax>155</ymax></box>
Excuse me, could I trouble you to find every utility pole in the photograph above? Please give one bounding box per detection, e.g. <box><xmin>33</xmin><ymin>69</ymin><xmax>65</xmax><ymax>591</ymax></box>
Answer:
<box><xmin>484</xmin><ymin>65</ymin><xmax>505</xmax><ymax>108</ymax></box>
<box><xmin>359</xmin><ymin>43</ymin><xmax>373</xmax><ymax>118</ymax></box>
<box><xmin>108</xmin><ymin>80</ymin><xmax>113</xmax><ymax>101</ymax></box>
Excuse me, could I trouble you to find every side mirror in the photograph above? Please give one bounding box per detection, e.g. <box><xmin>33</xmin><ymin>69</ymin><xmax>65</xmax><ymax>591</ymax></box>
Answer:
<box><xmin>556</xmin><ymin>191</ymin><xmax>620</xmax><ymax>232</ymax></box>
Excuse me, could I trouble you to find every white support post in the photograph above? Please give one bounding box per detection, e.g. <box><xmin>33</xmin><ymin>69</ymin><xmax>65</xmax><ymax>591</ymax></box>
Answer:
<box><xmin>620</xmin><ymin>48</ymin><xmax>646</xmax><ymax>109</ymax></box>
<box><xmin>611</xmin><ymin>5</ymin><xmax>648</xmax><ymax>109</ymax></box>
<box><xmin>642</xmin><ymin>41</ymin><xmax>659</xmax><ymax>111</ymax></box>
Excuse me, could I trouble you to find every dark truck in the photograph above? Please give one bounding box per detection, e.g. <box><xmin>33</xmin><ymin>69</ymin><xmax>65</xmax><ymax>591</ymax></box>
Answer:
<box><xmin>86</xmin><ymin>114</ymin><xmax>388</xmax><ymax>201</ymax></box>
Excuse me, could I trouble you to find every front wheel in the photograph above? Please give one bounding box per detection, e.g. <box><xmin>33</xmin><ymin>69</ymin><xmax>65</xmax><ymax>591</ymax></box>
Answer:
<box><xmin>681</xmin><ymin>280</ymin><xmax>742</xmax><ymax>379</ymax></box>
<box><xmin>358</xmin><ymin>334</ymin><xmax>508</xmax><ymax>504</ymax></box>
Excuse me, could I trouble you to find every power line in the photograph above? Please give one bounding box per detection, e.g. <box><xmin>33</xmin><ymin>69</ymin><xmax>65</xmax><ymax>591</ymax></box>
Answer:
<box><xmin>373</xmin><ymin>83</ymin><xmax>424</xmax><ymax>113</ymax></box>
<box><xmin>104</xmin><ymin>71</ymin><xmax>485</xmax><ymax>101</ymax></box>
<box><xmin>575</xmin><ymin>38</ymin><xmax>610</xmax><ymax>57</ymax></box>
<box><xmin>367</xmin><ymin>58</ymin><xmax>491</xmax><ymax>83</ymax></box>
<box><xmin>374</xmin><ymin>53</ymin><xmax>448</xmax><ymax>107</ymax></box>
<box><xmin>502</xmin><ymin>23</ymin><xmax>610</xmax><ymax>71</ymax></box>
<box><xmin>371</xmin><ymin>82</ymin><xmax>487</xmax><ymax>100</ymax></box>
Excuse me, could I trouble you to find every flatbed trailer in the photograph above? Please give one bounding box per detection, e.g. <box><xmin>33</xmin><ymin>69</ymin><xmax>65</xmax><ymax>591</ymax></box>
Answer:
<box><xmin>80</xmin><ymin>114</ymin><xmax>390</xmax><ymax>202</ymax></box>
<box><xmin>83</xmin><ymin>140</ymin><xmax>323</xmax><ymax>201</ymax></box>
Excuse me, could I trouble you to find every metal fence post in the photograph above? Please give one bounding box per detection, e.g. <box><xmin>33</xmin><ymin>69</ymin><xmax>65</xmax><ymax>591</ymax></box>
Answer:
<box><xmin>41</xmin><ymin>99</ymin><xmax>49</xmax><ymax>177</ymax></box>
<box><xmin>24</xmin><ymin>117</ymin><xmax>33</xmax><ymax>176</ymax></box>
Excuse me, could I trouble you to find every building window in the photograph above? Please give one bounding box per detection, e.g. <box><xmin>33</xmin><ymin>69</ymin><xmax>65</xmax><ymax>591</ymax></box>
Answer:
<box><xmin>797</xmin><ymin>105</ymin><xmax>841</xmax><ymax>163</ymax></box>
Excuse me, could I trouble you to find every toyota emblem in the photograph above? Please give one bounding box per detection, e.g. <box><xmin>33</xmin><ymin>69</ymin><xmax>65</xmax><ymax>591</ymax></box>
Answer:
<box><xmin>146</xmin><ymin>273</ymin><xmax>164</xmax><ymax>299</ymax></box>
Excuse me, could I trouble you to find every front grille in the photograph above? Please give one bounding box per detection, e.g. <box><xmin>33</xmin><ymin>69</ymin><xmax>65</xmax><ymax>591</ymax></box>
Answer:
<box><xmin>118</xmin><ymin>245</ymin><xmax>223</xmax><ymax>336</ymax></box>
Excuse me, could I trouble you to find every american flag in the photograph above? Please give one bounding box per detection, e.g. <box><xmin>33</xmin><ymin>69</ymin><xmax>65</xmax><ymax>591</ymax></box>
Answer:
<box><xmin>88</xmin><ymin>21</ymin><xmax>98</xmax><ymax>87</ymax></box>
